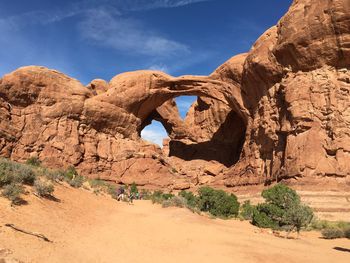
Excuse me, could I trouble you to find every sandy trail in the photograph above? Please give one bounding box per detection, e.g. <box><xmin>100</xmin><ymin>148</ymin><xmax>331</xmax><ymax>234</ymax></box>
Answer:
<box><xmin>0</xmin><ymin>184</ymin><xmax>349</xmax><ymax>263</ymax></box>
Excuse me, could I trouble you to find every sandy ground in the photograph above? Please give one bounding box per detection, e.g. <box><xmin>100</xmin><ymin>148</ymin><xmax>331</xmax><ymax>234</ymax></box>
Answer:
<box><xmin>0</xmin><ymin>184</ymin><xmax>349</xmax><ymax>263</ymax></box>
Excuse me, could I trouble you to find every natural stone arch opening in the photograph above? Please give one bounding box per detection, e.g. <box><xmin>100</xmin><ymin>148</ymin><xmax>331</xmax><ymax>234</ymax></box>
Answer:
<box><xmin>175</xmin><ymin>95</ymin><xmax>197</xmax><ymax>119</ymax></box>
<box><xmin>138</xmin><ymin>95</ymin><xmax>247</xmax><ymax>167</ymax></box>
<box><xmin>140</xmin><ymin>120</ymin><xmax>169</xmax><ymax>147</ymax></box>
<box><xmin>169</xmin><ymin>109</ymin><xmax>246</xmax><ymax>167</ymax></box>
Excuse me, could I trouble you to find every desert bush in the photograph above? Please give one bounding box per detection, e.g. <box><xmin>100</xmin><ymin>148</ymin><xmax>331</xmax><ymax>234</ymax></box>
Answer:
<box><xmin>26</xmin><ymin>157</ymin><xmax>41</xmax><ymax>167</ymax></box>
<box><xmin>46</xmin><ymin>169</ymin><xmax>66</xmax><ymax>182</ymax></box>
<box><xmin>162</xmin><ymin>196</ymin><xmax>187</xmax><ymax>208</ymax></box>
<box><xmin>252</xmin><ymin>206</ymin><xmax>279</xmax><ymax>229</ymax></box>
<box><xmin>107</xmin><ymin>184</ymin><xmax>118</xmax><ymax>199</ymax></box>
<box><xmin>65</xmin><ymin>166</ymin><xmax>78</xmax><ymax>180</ymax></box>
<box><xmin>2</xmin><ymin>183</ymin><xmax>24</xmax><ymax>205</ymax></box>
<box><xmin>162</xmin><ymin>193</ymin><xmax>175</xmax><ymax>200</ymax></box>
<box><xmin>89</xmin><ymin>179</ymin><xmax>107</xmax><ymax>189</ymax></box>
<box><xmin>310</xmin><ymin>220</ymin><xmax>350</xmax><ymax>231</ymax></box>
<box><xmin>240</xmin><ymin>200</ymin><xmax>256</xmax><ymax>220</ymax></box>
<box><xmin>140</xmin><ymin>189</ymin><xmax>152</xmax><ymax>200</ymax></box>
<box><xmin>0</xmin><ymin>159</ymin><xmax>15</xmax><ymax>186</ymax></box>
<box><xmin>261</xmin><ymin>183</ymin><xmax>300</xmax><ymax>209</ymax></box>
<box><xmin>344</xmin><ymin>228</ymin><xmax>350</xmax><ymax>239</ymax></box>
<box><xmin>69</xmin><ymin>175</ymin><xmax>84</xmax><ymax>188</ymax></box>
<box><xmin>34</xmin><ymin>179</ymin><xmax>54</xmax><ymax>197</ymax></box>
<box><xmin>252</xmin><ymin>184</ymin><xmax>313</xmax><ymax>233</ymax></box>
<box><xmin>198</xmin><ymin>187</ymin><xmax>240</xmax><ymax>218</ymax></box>
<box><xmin>130</xmin><ymin>182</ymin><xmax>138</xmax><ymax>195</ymax></box>
<box><xmin>151</xmin><ymin>190</ymin><xmax>165</xmax><ymax>204</ymax></box>
<box><xmin>0</xmin><ymin>159</ymin><xmax>36</xmax><ymax>186</ymax></box>
<box><xmin>179</xmin><ymin>190</ymin><xmax>198</xmax><ymax>208</ymax></box>
<box><xmin>14</xmin><ymin>164</ymin><xmax>36</xmax><ymax>185</ymax></box>
<box><xmin>322</xmin><ymin>228</ymin><xmax>344</xmax><ymax>239</ymax></box>
<box><xmin>309</xmin><ymin>219</ymin><xmax>332</xmax><ymax>230</ymax></box>
<box><xmin>150</xmin><ymin>191</ymin><xmax>174</xmax><ymax>204</ymax></box>
<box><xmin>283</xmin><ymin>204</ymin><xmax>313</xmax><ymax>233</ymax></box>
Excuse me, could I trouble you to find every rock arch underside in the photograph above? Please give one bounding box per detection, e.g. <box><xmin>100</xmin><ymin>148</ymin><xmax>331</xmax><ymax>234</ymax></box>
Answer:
<box><xmin>0</xmin><ymin>0</ymin><xmax>350</xmax><ymax>191</ymax></box>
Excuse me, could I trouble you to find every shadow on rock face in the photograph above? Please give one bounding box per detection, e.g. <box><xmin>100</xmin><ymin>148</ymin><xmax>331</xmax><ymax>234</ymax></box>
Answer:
<box><xmin>169</xmin><ymin>110</ymin><xmax>246</xmax><ymax>167</ymax></box>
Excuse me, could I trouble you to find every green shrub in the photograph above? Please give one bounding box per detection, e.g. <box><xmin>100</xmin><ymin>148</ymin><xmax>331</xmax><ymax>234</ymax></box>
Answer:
<box><xmin>240</xmin><ymin>200</ymin><xmax>256</xmax><ymax>220</ymax></box>
<box><xmin>252</xmin><ymin>206</ymin><xmax>279</xmax><ymax>229</ymax></box>
<box><xmin>130</xmin><ymin>182</ymin><xmax>138</xmax><ymax>195</ymax></box>
<box><xmin>252</xmin><ymin>184</ymin><xmax>313</xmax><ymax>233</ymax></box>
<box><xmin>162</xmin><ymin>196</ymin><xmax>187</xmax><ymax>208</ymax></box>
<box><xmin>344</xmin><ymin>228</ymin><xmax>350</xmax><ymax>239</ymax></box>
<box><xmin>107</xmin><ymin>184</ymin><xmax>118</xmax><ymax>199</ymax></box>
<box><xmin>0</xmin><ymin>159</ymin><xmax>36</xmax><ymax>186</ymax></box>
<box><xmin>2</xmin><ymin>183</ymin><xmax>24</xmax><ymax>205</ymax></box>
<box><xmin>322</xmin><ymin>228</ymin><xmax>344</xmax><ymax>239</ymax></box>
<box><xmin>26</xmin><ymin>157</ymin><xmax>41</xmax><ymax>167</ymax></box>
<box><xmin>68</xmin><ymin>175</ymin><xmax>84</xmax><ymax>188</ymax></box>
<box><xmin>64</xmin><ymin>166</ymin><xmax>77</xmax><ymax>180</ymax></box>
<box><xmin>198</xmin><ymin>187</ymin><xmax>240</xmax><ymax>218</ymax></box>
<box><xmin>150</xmin><ymin>191</ymin><xmax>174</xmax><ymax>204</ymax></box>
<box><xmin>34</xmin><ymin>179</ymin><xmax>54</xmax><ymax>197</ymax></box>
<box><xmin>261</xmin><ymin>183</ymin><xmax>300</xmax><ymax>209</ymax></box>
<box><xmin>14</xmin><ymin>165</ymin><xmax>36</xmax><ymax>185</ymax></box>
<box><xmin>162</xmin><ymin>193</ymin><xmax>175</xmax><ymax>200</ymax></box>
<box><xmin>89</xmin><ymin>179</ymin><xmax>107</xmax><ymax>189</ymax></box>
<box><xmin>283</xmin><ymin>204</ymin><xmax>313</xmax><ymax>233</ymax></box>
<box><xmin>46</xmin><ymin>170</ymin><xmax>66</xmax><ymax>182</ymax></box>
<box><xmin>0</xmin><ymin>159</ymin><xmax>15</xmax><ymax>186</ymax></box>
<box><xmin>179</xmin><ymin>190</ymin><xmax>198</xmax><ymax>208</ymax></box>
<box><xmin>140</xmin><ymin>189</ymin><xmax>152</xmax><ymax>200</ymax></box>
<box><xmin>309</xmin><ymin>219</ymin><xmax>332</xmax><ymax>230</ymax></box>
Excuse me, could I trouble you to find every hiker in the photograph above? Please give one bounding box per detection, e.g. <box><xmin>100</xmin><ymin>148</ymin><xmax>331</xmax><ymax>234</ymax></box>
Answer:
<box><xmin>117</xmin><ymin>186</ymin><xmax>125</xmax><ymax>201</ymax></box>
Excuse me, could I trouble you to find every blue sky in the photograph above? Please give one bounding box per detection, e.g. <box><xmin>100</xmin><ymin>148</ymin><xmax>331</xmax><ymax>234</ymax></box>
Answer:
<box><xmin>0</xmin><ymin>0</ymin><xmax>292</xmax><ymax>146</ymax></box>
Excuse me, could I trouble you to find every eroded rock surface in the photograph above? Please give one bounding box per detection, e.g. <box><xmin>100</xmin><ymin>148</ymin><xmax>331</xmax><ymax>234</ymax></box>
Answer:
<box><xmin>0</xmin><ymin>0</ymin><xmax>349</xmax><ymax>190</ymax></box>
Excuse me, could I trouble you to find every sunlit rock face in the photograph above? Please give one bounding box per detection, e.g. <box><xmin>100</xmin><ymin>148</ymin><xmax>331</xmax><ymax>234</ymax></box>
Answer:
<box><xmin>0</xmin><ymin>0</ymin><xmax>349</xmax><ymax>190</ymax></box>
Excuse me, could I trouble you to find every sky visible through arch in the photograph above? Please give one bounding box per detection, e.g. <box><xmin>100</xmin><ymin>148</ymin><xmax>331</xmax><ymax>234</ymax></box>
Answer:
<box><xmin>0</xmin><ymin>0</ymin><xmax>292</xmax><ymax>146</ymax></box>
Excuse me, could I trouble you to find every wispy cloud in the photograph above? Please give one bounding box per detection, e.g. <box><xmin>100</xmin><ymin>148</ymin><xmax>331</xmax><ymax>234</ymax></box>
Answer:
<box><xmin>0</xmin><ymin>0</ymin><xmax>214</xmax><ymax>78</ymax></box>
<box><xmin>78</xmin><ymin>0</ymin><xmax>211</xmax><ymax>12</ymax></box>
<box><xmin>0</xmin><ymin>1</ymin><xmax>193</xmax><ymax>58</ymax></box>
<box><xmin>148</xmin><ymin>64</ymin><xmax>170</xmax><ymax>73</ymax></box>
<box><xmin>112</xmin><ymin>0</ymin><xmax>212</xmax><ymax>11</ymax></box>
<box><xmin>78</xmin><ymin>8</ymin><xmax>189</xmax><ymax>57</ymax></box>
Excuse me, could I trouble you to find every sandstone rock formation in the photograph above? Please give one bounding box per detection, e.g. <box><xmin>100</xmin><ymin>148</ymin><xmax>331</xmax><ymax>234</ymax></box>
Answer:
<box><xmin>0</xmin><ymin>0</ymin><xmax>349</xmax><ymax>191</ymax></box>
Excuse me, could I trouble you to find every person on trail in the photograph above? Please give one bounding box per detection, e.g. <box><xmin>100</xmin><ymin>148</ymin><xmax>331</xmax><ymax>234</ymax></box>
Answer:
<box><xmin>117</xmin><ymin>186</ymin><xmax>125</xmax><ymax>201</ymax></box>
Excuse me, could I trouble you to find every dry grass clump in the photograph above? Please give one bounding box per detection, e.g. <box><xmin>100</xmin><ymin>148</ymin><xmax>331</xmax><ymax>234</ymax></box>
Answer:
<box><xmin>34</xmin><ymin>178</ymin><xmax>54</xmax><ymax>197</ymax></box>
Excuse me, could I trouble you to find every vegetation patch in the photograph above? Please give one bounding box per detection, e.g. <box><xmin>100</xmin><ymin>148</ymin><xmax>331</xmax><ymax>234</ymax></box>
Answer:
<box><xmin>251</xmin><ymin>184</ymin><xmax>313</xmax><ymax>236</ymax></box>
<box><xmin>162</xmin><ymin>196</ymin><xmax>187</xmax><ymax>208</ymax></box>
<box><xmin>34</xmin><ymin>178</ymin><xmax>54</xmax><ymax>197</ymax></box>
<box><xmin>197</xmin><ymin>187</ymin><xmax>240</xmax><ymax>218</ymax></box>
<box><xmin>2</xmin><ymin>183</ymin><xmax>24</xmax><ymax>205</ymax></box>
<box><xmin>239</xmin><ymin>200</ymin><xmax>256</xmax><ymax>220</ymax></box>
<box><xmin>321</xmin><ymin>228</ymin><xmax>345</xmax><ymax>239</ymax></box>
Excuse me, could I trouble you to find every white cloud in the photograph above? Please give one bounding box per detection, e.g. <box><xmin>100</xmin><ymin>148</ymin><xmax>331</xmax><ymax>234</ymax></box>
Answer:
<box><xmin>80</xmin><ymin>0</ymin><xmax>211</xmax><ymax>12</ymax></box>
<box><xmin>78</xmin><ymin>8</ymin><xmax>189</xmax><ymax>57</ymax></box>
<box><xmin>141</xmin><ymin>126</ymin><xmax>169</xmax><ymax>146</ymax></box>
<box><xmin>148</xmin><ymin>64</ymin><xmax>169</xmax><ymax>73</ymax></box>
<box><xmin>116</xmin><ymin>0</ymin><xmax>212</xmax><ymax>11</ymax></box>
<box><xmin>0</xmin><ymin>0</ymin><xmax>210</xmax><ymax>58</ymax></box>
